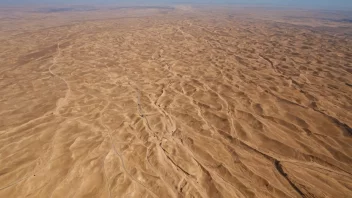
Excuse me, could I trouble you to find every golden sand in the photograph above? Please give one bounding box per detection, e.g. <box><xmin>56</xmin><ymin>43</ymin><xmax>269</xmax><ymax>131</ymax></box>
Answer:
<box><xmin>0</xmin><ymin>6</ymin><xmax>351</xmax><ymax>198</ymax></box>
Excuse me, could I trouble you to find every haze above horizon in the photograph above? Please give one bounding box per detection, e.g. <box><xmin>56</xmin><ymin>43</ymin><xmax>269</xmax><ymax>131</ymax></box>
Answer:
<box><xmin>1</xmin><ymin>0</ymin><xmax>352</xmax><ymax>10</ymax></box>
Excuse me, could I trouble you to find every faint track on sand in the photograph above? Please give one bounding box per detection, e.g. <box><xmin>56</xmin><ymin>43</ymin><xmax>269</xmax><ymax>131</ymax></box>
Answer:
<box><xmin>48</xmin><ymin>43</ymin><xmax>72</xmax><ymax>116</ymax></box>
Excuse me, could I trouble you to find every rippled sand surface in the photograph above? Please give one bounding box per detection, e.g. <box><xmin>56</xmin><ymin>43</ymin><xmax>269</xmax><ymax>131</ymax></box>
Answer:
<box><xmin>1</xmin><ymin>6</ymin><xmax>352</xmax><ymax>198</ymax></box>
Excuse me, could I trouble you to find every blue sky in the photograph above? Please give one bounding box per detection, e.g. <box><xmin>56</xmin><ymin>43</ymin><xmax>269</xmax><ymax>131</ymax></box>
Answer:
<box><xmin>1</xmin><ymin>0</ymin><xmax>352</xmax><ymax>10</ymax></box>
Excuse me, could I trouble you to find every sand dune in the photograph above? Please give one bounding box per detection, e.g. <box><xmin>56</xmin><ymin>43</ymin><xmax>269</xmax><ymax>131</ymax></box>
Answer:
<box><xmin>0</xmin><ymin>6</ymin><xmax>352</xmax><ymax>198</ymax></box>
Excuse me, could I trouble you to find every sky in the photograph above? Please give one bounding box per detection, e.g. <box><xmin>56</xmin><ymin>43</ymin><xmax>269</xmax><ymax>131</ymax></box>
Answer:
<box><xmin>0</xmin><ymin>0</ymin><xmax>352</xmax><ymax>10</ymax></box>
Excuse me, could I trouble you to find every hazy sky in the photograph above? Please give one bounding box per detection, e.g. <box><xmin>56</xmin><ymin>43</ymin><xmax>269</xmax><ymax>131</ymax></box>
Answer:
<box><xmin>1</xmin><ymin>0</ymin><xmax>352</xmax><ymax>9</ymax></box>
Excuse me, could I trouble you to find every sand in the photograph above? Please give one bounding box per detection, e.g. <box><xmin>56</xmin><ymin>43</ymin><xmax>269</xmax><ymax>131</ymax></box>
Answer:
<box><xmin>0</xmin><ymin>5</ymin><xmax>352</xmax><ymax>198</ymax></box>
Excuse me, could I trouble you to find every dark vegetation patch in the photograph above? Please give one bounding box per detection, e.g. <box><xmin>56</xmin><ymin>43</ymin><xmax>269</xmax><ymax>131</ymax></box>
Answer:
<box><xmin>109</xmin><ymin>6</ymin><xmax>175</xmax><ymax>11</ymax></box>
<box><xmin>36</xmin><ymin>7</ymin><xmax>97</xmax><ymax>13</ymax></box>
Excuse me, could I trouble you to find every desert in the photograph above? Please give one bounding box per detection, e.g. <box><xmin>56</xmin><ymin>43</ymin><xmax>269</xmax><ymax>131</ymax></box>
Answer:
<box><xmin>0</xmin><ymin>5</ymin><xmax>352</xmax><ymax>198</ymax></box>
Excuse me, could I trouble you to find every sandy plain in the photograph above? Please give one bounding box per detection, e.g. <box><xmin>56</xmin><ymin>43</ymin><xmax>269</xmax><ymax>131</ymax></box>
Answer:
<box><xmin>0</xmin><ymin>5</ymin><xmax>352</xmax><ymax>198</ymax></box>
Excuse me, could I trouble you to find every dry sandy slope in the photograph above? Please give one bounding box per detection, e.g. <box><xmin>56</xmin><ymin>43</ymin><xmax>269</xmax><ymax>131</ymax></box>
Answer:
<box><xmin>0</xmin><ymin>6</ymin><xmax>352</xmax><ymax>198</ymax></box>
